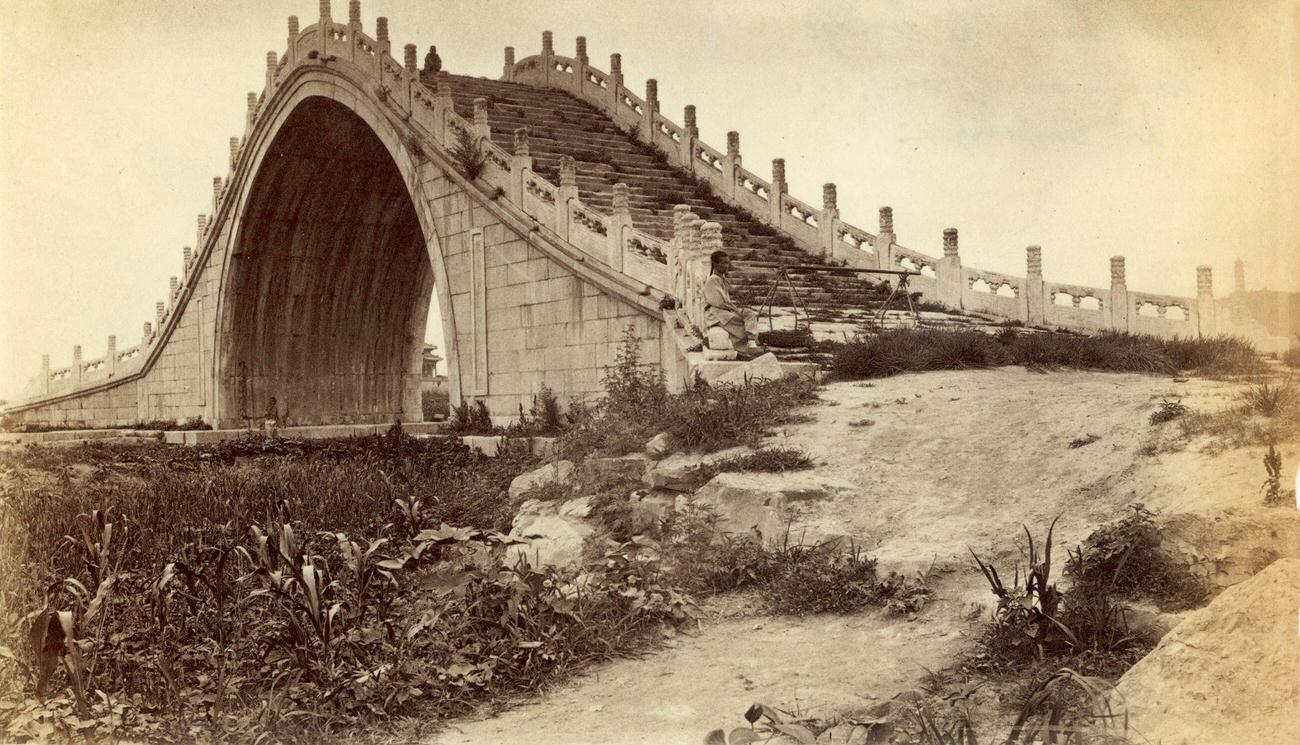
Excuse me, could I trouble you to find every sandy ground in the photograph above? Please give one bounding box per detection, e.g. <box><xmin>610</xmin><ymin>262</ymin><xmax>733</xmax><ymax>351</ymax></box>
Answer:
<box><xmin>436</xmin><ymin>368</ymin><xmax>1298</xmax><ymax>745</ymax></box>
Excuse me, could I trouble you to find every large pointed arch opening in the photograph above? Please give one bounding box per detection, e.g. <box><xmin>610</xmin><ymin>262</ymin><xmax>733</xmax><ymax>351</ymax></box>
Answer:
<box><xmin>217</xmin><ymin>95</ymin><xmax>436</xmax><ymax>427</ymax></box>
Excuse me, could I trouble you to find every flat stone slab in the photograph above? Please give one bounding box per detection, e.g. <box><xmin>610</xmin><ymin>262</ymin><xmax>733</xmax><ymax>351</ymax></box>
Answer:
<box><xmin>692</xmin><ymin>358</ymin><xmax>821</xmax><ymax>385</ymax></box>
<box><xmin>0</xmin><ymin>428</ymin><xmax>162</xmax><ymax>445</ymax></box>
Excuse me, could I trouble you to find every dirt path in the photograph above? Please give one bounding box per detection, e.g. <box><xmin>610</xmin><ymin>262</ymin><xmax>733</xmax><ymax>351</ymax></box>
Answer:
<box><xmin>437</xmin><ymin>368</ymin><xmax>1290</xmax><ymax>745</ymax></box>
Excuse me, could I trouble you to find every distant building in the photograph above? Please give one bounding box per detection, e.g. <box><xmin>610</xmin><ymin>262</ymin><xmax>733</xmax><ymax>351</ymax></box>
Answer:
<box><xmin>421</xmin><ymin>343</ymin><xmax>447</xmax><ymax>394</ymax></box>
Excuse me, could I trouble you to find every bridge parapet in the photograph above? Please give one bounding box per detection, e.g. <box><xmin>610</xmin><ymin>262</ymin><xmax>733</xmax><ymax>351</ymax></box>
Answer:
<box><xmin>505</xmin><ymin>39</ymin><xmax>1239</xmax><ymax>342</ymax></box>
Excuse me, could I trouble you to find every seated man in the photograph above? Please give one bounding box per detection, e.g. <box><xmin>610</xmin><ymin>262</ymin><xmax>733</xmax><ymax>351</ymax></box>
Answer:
<box><xmin>702</xmin><ymin>250</ymin><xmax>759</xmax><ymax>349</ymax></box>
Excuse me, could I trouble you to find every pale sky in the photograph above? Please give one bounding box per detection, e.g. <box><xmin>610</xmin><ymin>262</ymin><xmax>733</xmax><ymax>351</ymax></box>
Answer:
<box><xmin>1</xmin><ymin>0</ymin><xmax>1297</xmax><ymax>399</ymax></box>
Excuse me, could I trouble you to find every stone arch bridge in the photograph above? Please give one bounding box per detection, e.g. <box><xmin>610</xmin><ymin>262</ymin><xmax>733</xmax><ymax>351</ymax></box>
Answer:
<box><xmin>5</xmin><ymin>1</ymin><xmax>1281</xmax><ymax>430</ymax></box>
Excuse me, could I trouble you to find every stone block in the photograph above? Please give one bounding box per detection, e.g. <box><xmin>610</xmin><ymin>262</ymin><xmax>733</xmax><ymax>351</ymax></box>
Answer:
<box><xmin>509</xmin><ymin>459</ymin><xmax>576</xmax><ymax>500</ymax></box>
<box><xmin>461</xmin><ymin>434</ymin><xmax>505</xmax><ymax>456</ymax></box>
<box><xmin>577</xmin><ymin>453</ymin><xmax>651</xmax><ymax>495</ymax></box>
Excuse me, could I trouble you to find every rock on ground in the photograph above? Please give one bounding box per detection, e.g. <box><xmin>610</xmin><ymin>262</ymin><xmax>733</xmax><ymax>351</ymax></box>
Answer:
<box><xmin>691</xmin><ymin>472</ymin><xmax>857</xmax><ymax>546</ymax></box>
<box><xmin>508</xmin><ymin>460</ymin><xmax>575</xmax><ymax>500</ymax></box>
<box><xmin>1113</xmin><ymin>557</ymin><xmax>1300</xmax><ymax>745</ymax></box>
<box><xmin>507</xmin><ymin>497</ymin><xmax>594</xmax><ymax>569</ymax></box>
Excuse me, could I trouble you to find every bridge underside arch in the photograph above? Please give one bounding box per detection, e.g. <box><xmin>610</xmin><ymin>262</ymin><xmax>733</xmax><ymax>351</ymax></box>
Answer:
<box><xmin>218</xmin><ymin>96</ymin><xmax>434</xmax><ymax>426</ymax></box>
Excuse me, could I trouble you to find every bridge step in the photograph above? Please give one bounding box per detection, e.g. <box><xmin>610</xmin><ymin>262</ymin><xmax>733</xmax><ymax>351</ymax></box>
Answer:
<box><xmin>438</xmin><ymin>74</ymin><xmax>896</xmax><ymax>313</ymax></box>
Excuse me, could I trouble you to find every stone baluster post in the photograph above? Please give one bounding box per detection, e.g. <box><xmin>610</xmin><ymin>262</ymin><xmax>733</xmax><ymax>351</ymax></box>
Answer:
<box><xmin>169</xmin><ymin>276</ymin><xmax>180</xmax><ymax>302</ymax></box>
<box><xmin>318</xmin><ymin>0</ymin><xmax>331</xmax><ymax>57</ymax></box>
<box><xmin>820</xmin><ymin>183</ymin><xmax>839</xmax><ymax>258</ymax></box>
<box><xmin>1196</xmin><ymin>265</ymin><xmax>1215</xmax><ymax>337</ymax></box>
<box><xmin>348</xmin><ymin>0</ymin><xmax>361</xmax><ymax>29</ymax></box>
<box><xmin>541</xmin><ymin>31</ymin><xmax>554</xmax><ymax>85</ymax></box>
<box><xmin>571</xmin><ymin>37</ymin><xmax>587</xmax><ymax>96</ymax></box>
<box><xmin>609</xmin><ymin>53</ymin><xmax>623</xmax><ymax>111</ymax></box>
<box><xmin>266</xmin><ymin>51</ymin><xmax>278</xmax><ymax>94</ymax></box>
<box><xmin>183</xmin><ymin>246</ymin><xmax>193</xmax><ymax>275</ymax></box>
<box><xmin>246</xmin><ymin>92</ymin><xmax>257</xmax><ymax>132</ymax></box>
<box><xmin>73</xmin><ymin>345</ymin><xmax>83</xmax><ymax>386</ymax></box>
<box><xmin>937</xmin><ymin>228</ymin><xmax>963</xmax><ymax>309</ymax></box>
<box><xmin>724</xmin><ymin>131</ymin><xmax>740</xmax><ymax>201</ymax></box>
<box><xmin>142</xmin><ymin>322</ymin><xmax>153</xmax><ymax>347</ymax></box>
<box><xmin>681</xmin><ymin>105</ymin><xmax>698</xmax><ymax>173</ymax></box>
<box><xmin>770</xmin><ymin>158</ymin><xmax>787</xmax><ymax>226</ymax></box>
<box><xmin>680</xmin><ymin>214</ymin><xmax>705</xmax><ymax>331</ymax></box>
<box><xmin>107</xmin><ymin>335</ymin><xmax>117</xmax><ymax>376</ymax></box>
<box><xmin>436</xmin><ymin>71</ymin><xmax>453</xmax><ymax>140</ymax></box>
<box><xmin>155</xmin><ymin>301</ymin><xmax>165</xmax><ymax>332</ymax></box>
<box><xmin>196</xmin><ymin>215</ymin><xmax>207</xmax><ymax>249</ymax></box>
<box><xmin>40</xmin><ymin>354</ymin><xmax>50</xmax><ymax>394</ymax></box>
<box><xmin>502</xmin><ymin>46</ymin><xmax>515</xmax><ymax>81</ymax></box>
<box><xmin>1109</xmin><ymin>256</ymin><xmax>1129</xmax><ymax>332</ymax></box>
<box><xmin>556</xmin><ymin>155</ymin><xmax>577</xmax><ymax>240</ymax></box>
<box><xmin>287</xmin><ymin>15</ymin><xmax>300</xmax><ymax>66</ymax></box>
<box><xmin>669</xmin><ymin>204</ymin><xmax>693</xmax><ymax>304</ymax></box>
<box><xmin>608</xmin><ymin>183</ymin><xmax>631</xmax><ymax>272</ymax></box>
<box><xmin>403</xmin><ymin>43</ymin><xmax>417</xmax><ymax>73</ymax></box>
<box><xmin>1025</xmin><ymin>245</ymin><xmax>1045</xmax><ymax>326</ymax></box>
<box><xmin>229</xmin><ymin>137</ymin><xmax>240</xmax><ymax>170</ymax></box>
<box><xmin>212</xmin><ymin>178</ymin><xmax>223</xmax><ymax>215</ymax></box>
<box><xmin>472</xmin><ymin>97</ymin><xmax>490</xmax><ymax>140</ymax></box>
<box><xmin>510</xmin><ymin>127</ymin><xmax>531</xmax><ymax>202</ymax></box>
<box><xmin>374</xmin><ymin>17</ymin><xmax>390</xmax><ymax>80</ymax></box>
<box><xmin>642</xmin><ymin>79</ymin><xmax>658</xmax><ymax>142</ymax></box>
<box><xmin>876</xmin><ymin>207</ymin><xmax>895</xmax><ymax>271</ymax></box>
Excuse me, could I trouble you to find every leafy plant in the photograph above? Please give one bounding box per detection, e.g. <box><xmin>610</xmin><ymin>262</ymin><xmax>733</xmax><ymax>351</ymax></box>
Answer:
<box><xmin>449</xmin><ymin>127</ymin><xmax>488</xmax><ymax>180</ymax></box>
<box><xmin>1262</xmin><ymin>440</ymin><xmax>1286</xmax><ymax>506</ymax></box>
<box><xmin>450</xmin><ymin>398</ymin><xmax>495</xmax><ymax>434</ymax></box>
<box><xmin>1149</xmin><ymin>398</ymin><xmax>1187</xmax><ymax>425</ymax></box>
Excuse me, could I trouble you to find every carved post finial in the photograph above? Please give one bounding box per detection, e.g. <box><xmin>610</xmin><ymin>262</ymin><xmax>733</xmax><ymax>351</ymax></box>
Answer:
<box><xmin>1027</xmin><ymin>245</ymin><xmax>1042</xmax><ymax>276</ymax></box>
<box><xmin>646</xmin><ymin>79</ymin><xmax>659</xmax><ymax>112</ymax></box>
<box><xmin>576</xmin><ymin>36</ymin><xmax>588</xmax><ymax>64</ymax></box>
<box><xmin>376</xmin><ymin>16</ymin><xmax>388</xmax><ymax>42</ymax></box>
<box><xmin>319</xmin><ymin>0</ymin><xmax>331</xmax><ymax>23</ymax></box>
<box><xmin>288</xmin><ymin>15</ymin><xmax>299</xmax><ymax>37</ymax></box>
<box><xmin>170</xmin><ymin>276</ymin><xmax>179</xmax><ymax>297</ymax></box>
<box><xmin>183</xmin><ymin>246</ymin><xmax>193</xmax><ymax>271</ymax></box>
<box><xmin>348</xmin><ymin>0</ymin><xmax>361</xmax><ymax>27</ymax></box>
<box><xmin>142</xmin><ymin>322</ymin><xmax>152</xmax><ymax>341</ymax></box>
<box><xmin>246</xmin><ymin>91</ymin><xmax>257</xmax><ymax>126</ymax></box>
<box><xmin>727</xmin><ymin>131</ymin><xmax>739</xmax><ymax>157</ymax></box>
<box><xmin>559</xmin><ymin>155</ymin><xmax>576</xmax><ymax>188</ymax></box>
<box><xmin>266</xmin><ymin>51</ymin><xmax>277</xmax><ymax>71</ymax></box>
<box><xmin>701</xmin><ymin>221</ymin><xmax>723</xmax><ymax>251</ymax></box>
<box><xmin>772</xmin><ymin>158</ymin><xmax>787</xmax><ymax>193</ymax></box>
<box><xmin>437</xmin><ymin>70</ymin><xmax>452</xmax><ymax>99</ymax></box>
<box><xmin>197</xmin><ymin>215</ymin><xmax>207</xmax><ymax>248</ymax></box>
<box><xmin>504</xmin><ymin>45</ymin><xmax>514</xmax><ymax>67</ymax></box>
<box><xmin>613</xmin><ymin>183</ymin><xmax>630</xmax><ymax>214</ymax></box>
<box><xmin>403</xmin><ymin>44</ymin><xmax>417</xmax><ymax>73</ymax></box>
<box><xmin>673</xmin><ymin>204</ymin><xmax>693</xmax><ymax>237</ymax></box>
<box><xmin>1110</xmin><ymin>255</ymin><xmax>1126</xmax><ymax>285</ymax></box>
<box><xmin>212</xmin><ymin>177</ymin><xmax>223</xmax><ymax>212</ymax></box>
<box><xmin>822</xmin><ymin>183</ymin><xmax>837</xmax><ymax>211</ymax></box>
<box><xmin>684</xmin><ymin>105</ymin><xmax>697</xmax><ymax>137</ymax></box>
<box><xmin>155</xmin><ymin>301</ymin><xmax>165</xmax><ymax>328</ymax></box>
<box><xmin>943</xmin><ymin>228</ymin><xmax>959</xmax><ymax>258</ymax></box>
<box><xmin>879</xmin><ymin>206</ymin><xmax>893</xmax><ymax>233</ymax></box>
<box><xmin>610</xmin><ymin>53</ymin><xmax>623</xmax><ymax>85</ymax></box>
<box><xmin>542</xmin><ymin>30</ymin><xmax>553</xmax><ymax>55</ymax></box>
<box><xmin>473</xmin><ymin>97</ymin><xmax>489</xmax><ymax>131</ymax></box>
<box><xmin>513</xmin><ymin>127</ymin><xmax>530</xmax><ymax>157</ymax></box>
<box><xmin>229</xmin><ymin>136</ymin><xmax>239</xmax><ymax>167</ymax></box>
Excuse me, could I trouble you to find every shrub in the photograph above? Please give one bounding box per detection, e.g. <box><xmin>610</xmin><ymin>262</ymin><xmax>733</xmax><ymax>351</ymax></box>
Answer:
<box><xmin>1149</xmin><ymin>398</ymin><xmax>1188</xmax><ymax>425</ymax></box>
<box><xmin>504</xmin><ymin>385</ymin><xmax>566</xmax><ymax>437</ymax></box>
<box><xmin>0</xmin><ymin>439</ymin><xmax>693</xmax><ymax>743</ymax></box>
<box><xmin>449</xmin><ymin>398</ymin><xmax>495</xmax><ymax>434</ymax></box>
<box><xmin>558</xmin><ymin>328</ymin><xmax>819</xmax><ymax>459</ymax></box>
<box><xmin>970</xmin><ymin>516</ymin><xmax>1154</xmax><ymax>674</ymax></box>
<box><xmin>421</xmin><ymin>388</ymin><xmax>449</xmax><ymax>420</ymax></box>
<box><xmin>1283</xmin><ymin>347</ymin><xmax>1300</xmax><ymax>369</ymax></box>
<box><xmin>1239</xmin><ymin>377</ymin><xmax>1296</xmax><ymax>417</ymax></box>
<box><xmin>829</xmin><ymin>329</ymin><xmax>1264</xmax><ymax>381</ymax></box>
<box><xmin>690</xmin><ymin>446</ymin><xmax>814</xmax><ymax>483</ymax></box>
<box><xmin>1064</xmin><ymin>504</ymin><xmax>1207</xmax><ymax>611</ymax></box>
<box><xmin>449</xmin><ymin>127</ymin><xmax>487</xmax><ymax>180</ymax></box>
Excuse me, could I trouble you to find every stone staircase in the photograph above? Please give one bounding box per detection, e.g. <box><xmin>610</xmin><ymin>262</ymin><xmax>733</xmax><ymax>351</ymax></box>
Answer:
<box><xmin>435</xmin><ymin>73</ymin><xmax>896</xmax><ymax>312</ymax></box>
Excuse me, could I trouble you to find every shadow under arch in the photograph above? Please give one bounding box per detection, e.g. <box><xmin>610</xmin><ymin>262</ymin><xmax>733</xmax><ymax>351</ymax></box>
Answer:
<box><xmin>217</xmin><ymin>95</ymin><xmax>434</xmax><ymax>427</ymax></box>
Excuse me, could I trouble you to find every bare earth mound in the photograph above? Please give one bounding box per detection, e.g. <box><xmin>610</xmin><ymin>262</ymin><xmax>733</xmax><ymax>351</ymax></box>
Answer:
<box><xmin>437</xmin><ymin>369</ymin><xmax>1299</xmax><ymax>744</ymax></box>
<box><xmin>1114</xmin><ymin>557</ymin><xmax>1300</xmax><ymax>745</ymax></box>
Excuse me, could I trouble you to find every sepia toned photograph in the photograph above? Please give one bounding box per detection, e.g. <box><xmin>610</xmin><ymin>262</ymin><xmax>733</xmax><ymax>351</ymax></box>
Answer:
<box><xmin>1</xmin><ymin>1</ymin><xmax>1297</xmax><ymax>743</ymax></box>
